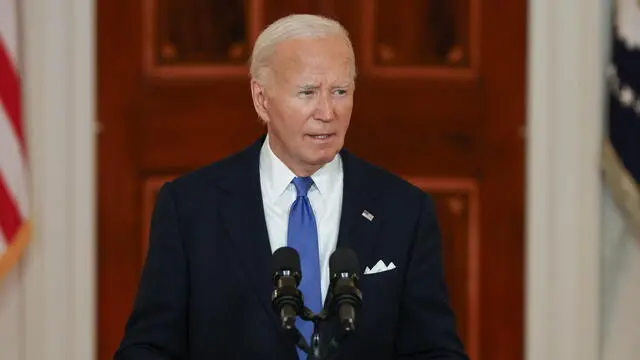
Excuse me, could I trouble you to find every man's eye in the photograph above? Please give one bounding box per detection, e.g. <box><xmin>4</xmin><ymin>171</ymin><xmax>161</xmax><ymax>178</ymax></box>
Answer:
<box><xmin>300</xmin><ymin>90</ymin><xmax>314</xmax><ymax>96</ymax></box>
<box><xmin>334</xmin><ymin>89</ymin><xmax>347</xmax><ymax>96</ymax></box>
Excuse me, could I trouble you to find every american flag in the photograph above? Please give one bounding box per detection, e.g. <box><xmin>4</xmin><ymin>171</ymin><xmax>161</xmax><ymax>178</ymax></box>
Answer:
<box><xmin>0</xmin><ymin>0</ymin><xmax>30</xmax><ymax>280</ymax></box>
<box><xmin>600</xmin><ymin>0</ymin><xmax>640</xmax><ymax>358</ymax></box>
<box><xmin>603</xmin><ymin>0</ymin><xmax>640</xmax><ymax>248</ymax></box>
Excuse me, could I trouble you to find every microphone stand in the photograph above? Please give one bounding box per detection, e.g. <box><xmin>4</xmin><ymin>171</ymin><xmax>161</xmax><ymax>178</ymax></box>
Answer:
<box><xmin>293</xmin><ymin>306</ymin><xmax>355</xmax><ymax>360</ymax></box>
<box><xmin>299</xmin><ymin>307</ymin><xmax>328</xmax><ymax>360</ymax></box>
<box><xmin>274</xmin><ymin>282</ymin><xmax>357</xmax><ymax>359</ymax></box>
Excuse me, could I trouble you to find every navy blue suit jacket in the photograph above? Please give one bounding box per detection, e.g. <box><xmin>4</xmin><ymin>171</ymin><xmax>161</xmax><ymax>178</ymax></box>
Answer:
<box><xmin>115</xmin><ymin>137</ymin><xmax>468</xmax><ymax>359</ymax></box>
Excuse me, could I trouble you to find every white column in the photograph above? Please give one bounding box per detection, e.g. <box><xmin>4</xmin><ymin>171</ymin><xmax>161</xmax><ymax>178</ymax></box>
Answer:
<box><xmin>20</xmin><ymin>0</ymin><xmax>97</xmax><ymax>359</ymax></box>
<box><xmin>0</xmin><ymin>268</ymin><xmax>22</xmax><ymax>360</ymax></box>
<box><xmin>525</xmin><ymin>0</ymin><xmax>610</xmax><ymax>360</ymax></box>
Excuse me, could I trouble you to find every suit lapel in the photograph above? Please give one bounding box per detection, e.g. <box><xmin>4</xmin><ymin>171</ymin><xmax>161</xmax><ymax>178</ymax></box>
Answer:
<box><xmin>320</xmin><ymin>150</ymin><xmax>385</xmax><ymax>349</ymax></box>
<box><xmin>215</xmin><ymin>137</ymin><xmax>285</xmax><ymax>336</ymax></box>
<box><xmin>336</xmin><ymin>150</ymin><xmax>384</xmax><ymax>277</ymax></box>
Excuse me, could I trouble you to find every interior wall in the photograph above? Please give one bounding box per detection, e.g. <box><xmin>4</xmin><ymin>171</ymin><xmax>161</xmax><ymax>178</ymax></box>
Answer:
<box><xmin>525</xmin><ymin>0</ymin><xmax>609</xmax><ymax>359</ymax></box>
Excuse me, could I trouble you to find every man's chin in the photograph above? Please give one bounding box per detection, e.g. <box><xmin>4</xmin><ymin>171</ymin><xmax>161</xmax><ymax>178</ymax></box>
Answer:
<box><xmin>307</xmin><ymin>149</ymin><xmax>340</xmax><ymax>165</ymax></box>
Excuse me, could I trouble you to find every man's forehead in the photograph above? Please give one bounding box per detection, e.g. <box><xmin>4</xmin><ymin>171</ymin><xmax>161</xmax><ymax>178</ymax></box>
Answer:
<box><xmin>273</xmin><ymin>37</ymin><xmax>351</xmax><ymax>63</ymax></box>
<box><xmin>274</xmin><ymin>49</ymin><xmax>351</xmax><ymax>76</ymax></box>
<box><xmin>278</xmin><ymin>65</ymin><xmax>352</xmax><ymax>86</ymax></box>
<box><xmin>260</xmin><ymin>36</ymin><xmax>353</xmax><ymax>87</ymax></box>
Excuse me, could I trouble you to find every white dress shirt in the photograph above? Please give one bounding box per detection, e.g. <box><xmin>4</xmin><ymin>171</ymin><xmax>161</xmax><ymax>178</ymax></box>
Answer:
<box><xmin>259</xmin><ymin>135</ymin><xmax>343</xmax><ymax>304</ymax></box>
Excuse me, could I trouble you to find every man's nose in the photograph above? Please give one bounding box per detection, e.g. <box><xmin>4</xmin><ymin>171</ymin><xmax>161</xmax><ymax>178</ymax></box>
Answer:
<box><xmin>314</xmin><ymin>93</ymin><xmax>334</xmax><ymax>121</ymax></box>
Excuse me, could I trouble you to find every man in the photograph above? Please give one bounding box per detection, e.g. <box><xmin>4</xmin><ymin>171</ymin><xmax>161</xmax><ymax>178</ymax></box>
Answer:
<box><xmin>115</xmin><ymin>14</ymin><xmax>468</xmax><ymax>359</ymax></box>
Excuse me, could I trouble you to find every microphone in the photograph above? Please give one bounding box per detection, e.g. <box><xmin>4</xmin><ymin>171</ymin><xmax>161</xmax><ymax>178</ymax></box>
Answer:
<box><xmin>271</xmin><ymin>247</ymin><xmax>304</xmax><ymax>331</ymax></box>
<box><xmin>328</xmin><ymin>248</ymin><xmax>363</xmax><ymax>333</ymax></box>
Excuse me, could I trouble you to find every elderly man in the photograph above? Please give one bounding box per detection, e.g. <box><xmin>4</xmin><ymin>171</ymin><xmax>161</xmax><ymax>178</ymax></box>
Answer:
<box><xmin>115</xmin><ymin>14</ymin><xmax>468</xmax><ymax>360</ymax></box>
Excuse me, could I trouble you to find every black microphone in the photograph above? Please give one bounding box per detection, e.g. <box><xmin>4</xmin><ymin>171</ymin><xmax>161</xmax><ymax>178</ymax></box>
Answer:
<box><xmin>328</xmin><ymin>248</ymin><xmax>363</xmax><ymax>333</ymax></box>
<box><xmin>271</xmin><ymin>247</ymin><xmax>304</xmax><ymax>331</ymax></box>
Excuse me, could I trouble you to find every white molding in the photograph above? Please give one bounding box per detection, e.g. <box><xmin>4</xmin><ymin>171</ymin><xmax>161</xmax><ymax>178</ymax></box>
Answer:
<box><xmin>525</xmin><ymin>0</ymin><xmax>609</xmax><ymax>360</ymax></box>
<box><xmin>20</xmin><ymin>0</ymin><xmax>96</xmax><ymax>359</ymax></box>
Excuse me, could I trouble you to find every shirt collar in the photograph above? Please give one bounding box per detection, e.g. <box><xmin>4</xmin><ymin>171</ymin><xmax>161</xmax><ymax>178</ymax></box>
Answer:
<box><xmin>259</xmin><ymin>134</ymin><xmax>342</xmax><ymax>201</ymax></box>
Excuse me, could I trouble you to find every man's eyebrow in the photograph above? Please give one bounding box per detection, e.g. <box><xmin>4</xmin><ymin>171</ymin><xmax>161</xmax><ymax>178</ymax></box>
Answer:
<box><xmin>297</xmin><ymin>83</ymin><xmax>351</xmax><ymax>90</ymax></box>
<box><xmin>297</xmin><ymin>84</ymin><xmax>320</xmax><ymax>90</ymax></box>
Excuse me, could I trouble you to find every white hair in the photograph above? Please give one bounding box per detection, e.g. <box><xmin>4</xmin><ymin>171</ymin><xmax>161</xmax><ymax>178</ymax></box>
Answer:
<box><xmin>249</xmin><ymin>14</ymin><xmax>356</xmax><ymax>85</ymax></box>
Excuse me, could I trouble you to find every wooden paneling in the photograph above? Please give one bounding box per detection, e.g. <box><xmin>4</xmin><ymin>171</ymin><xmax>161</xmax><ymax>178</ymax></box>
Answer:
<box><xmin>408</xmin><ymin>177</ymin><xmax>480</xmax><ymax>359</ymax></box>
<box><xmin>477</xmin><ymin>0</ymin><xmax>526</xmax><ymax>357</ymax></box>
<box><xmin>373</xmin><ymin>0</ymin><xmax>470</xmax><ymax>67</ymax></box>
<box><xmin>361</xmin><ymin>0</ymin><xmax>480</xmax><ymax>79</ymax></box>
<box><xmin>263</xmin><ymin>0</ymin><xmax>325</xmax><ymax>23</ymax></box>
<box><xmin>155</xmin><ymin>0</ymin><xmax>249</xmax><ymax>65</ymax></box>
<box><xmin>142</xmin><ymin>0</ymin><xmax>263</xmax><ymax>78</ymax></box>
<box><xmin>98</xmin><ymin>1</ymin><xmax>526</xmax><ymax>359</ymax></box>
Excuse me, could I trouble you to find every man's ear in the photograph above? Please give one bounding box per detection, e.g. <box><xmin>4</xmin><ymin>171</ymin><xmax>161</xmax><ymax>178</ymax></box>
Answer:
<box><xmin>250</xmin><ymin>79</ymin><xmax>270</xmax><ymax>124</ymax></box>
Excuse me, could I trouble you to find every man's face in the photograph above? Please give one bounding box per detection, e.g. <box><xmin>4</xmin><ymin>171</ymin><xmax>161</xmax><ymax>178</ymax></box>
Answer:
<box><xmin>251</xmin><ymin>35</ymin><xmax>355</xmax><ymax>176</ymax></box>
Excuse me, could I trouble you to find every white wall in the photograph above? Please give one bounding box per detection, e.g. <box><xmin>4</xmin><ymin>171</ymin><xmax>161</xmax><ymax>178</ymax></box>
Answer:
<box><xmin>0</xmin><ymin>270</ymin><xmax>22</xmax><ymax>359</ymax></box>
<box><xmin>525</xmin><ymin>0</ymin><xmax>610</xmax><ymax>360</ymax></box>
<box><xmin>0</xmin><ymin>0</ymin><xmax>97</xmax><ymax>359</ymax></box>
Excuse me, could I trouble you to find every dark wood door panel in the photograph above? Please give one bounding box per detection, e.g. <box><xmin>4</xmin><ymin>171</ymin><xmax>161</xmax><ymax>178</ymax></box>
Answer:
<box><xmin>98</xmin><ymin>1</ymin><xmax>525</xmax><ymax>359</ymax></box>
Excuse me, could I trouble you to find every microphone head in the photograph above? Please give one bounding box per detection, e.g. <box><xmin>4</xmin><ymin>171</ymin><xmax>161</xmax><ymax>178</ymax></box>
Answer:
<box><xmin>329</xmin><ymin>248</ymin><xmax>363</xmax><ymax>330</ymax></box>
<box><xmin>329</xmin><ymin>248</ymin><xmax>361</xmax><ymax>279</ymax></box>
<box><xmin>271</xmin><ymin>246</ymin><xmax>301</xmax><ymax>283</ymax></box>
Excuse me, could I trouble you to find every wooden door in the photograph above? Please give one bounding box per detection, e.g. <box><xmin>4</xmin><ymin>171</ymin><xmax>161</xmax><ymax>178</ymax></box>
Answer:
<box><xmin>98</xmin><ymin>1</ymin><xmax>526</xmax><ymax>359</ymax></box>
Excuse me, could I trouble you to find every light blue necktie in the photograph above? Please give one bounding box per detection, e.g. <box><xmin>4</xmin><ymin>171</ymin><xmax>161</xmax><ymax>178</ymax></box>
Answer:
<box><xmin>287</xmin><ymin>177</ymin><xmax>322</xmax><ymax>359</ymax></box>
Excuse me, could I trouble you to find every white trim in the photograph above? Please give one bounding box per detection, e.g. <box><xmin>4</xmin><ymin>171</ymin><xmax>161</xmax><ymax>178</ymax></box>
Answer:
<box><xmin>0</xmin><ymin>268</ymin><xmax>22</xmax><ymax>360</ymax></box>
<box><xmin>0</xmin><ymin>0</ymin><xmax>20</xmax><ymax>65</ymax></box>
<box><xmin>20</xmin><ymin>0</ymin><xmax>96</xmax><ymax>359</ymax></box>
<box><xmin>525</xmin><ymin>0</ymin><xmax>609</xmax><ymax>359</ymax></box>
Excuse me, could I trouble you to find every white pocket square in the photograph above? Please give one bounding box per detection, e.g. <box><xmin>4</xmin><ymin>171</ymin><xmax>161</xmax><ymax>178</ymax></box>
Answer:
<box><xmin>364</xmin><ymin>260</ymin><xmax>396</xmax><ymax>275</ymax></box>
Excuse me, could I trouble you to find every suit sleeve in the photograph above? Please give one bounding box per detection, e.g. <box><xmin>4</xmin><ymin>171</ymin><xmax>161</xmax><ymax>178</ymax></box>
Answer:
<box><xmin>114</xmin><ymin>182</ymin><xmax>188</xmax><ymax>360</ymax></box>
<box><xmin>395</xmin><ymin>193</ymin><xmax>469</xmax><ymax>359</ymax></box>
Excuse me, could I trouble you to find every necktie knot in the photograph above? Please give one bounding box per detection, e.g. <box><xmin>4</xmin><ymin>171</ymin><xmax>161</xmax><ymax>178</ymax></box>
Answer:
<box><xmin>291</xmin><ymin>177</ymin><xmax>314</xmax><ymax>197</ymax></box>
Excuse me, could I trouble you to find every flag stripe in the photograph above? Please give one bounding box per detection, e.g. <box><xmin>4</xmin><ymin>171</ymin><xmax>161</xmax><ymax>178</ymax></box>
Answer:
<box><xmin>0</xmin><ymin>174</ymin><xmax>21</xmax><ymax>242</ymax></box>
<box><xmin>0</xmin><ymin>0</ymin><xmax>28</xmax><ymax>277</ymax></box>
<box><xmin>0</xmin><ymin>109</ymin><xmax>29</xmax><ymax>217</ymax></box>
<box><xmin>0</xmin><ymin>38</ymin><xmax>25</xmax><ymax>153</ymax></box>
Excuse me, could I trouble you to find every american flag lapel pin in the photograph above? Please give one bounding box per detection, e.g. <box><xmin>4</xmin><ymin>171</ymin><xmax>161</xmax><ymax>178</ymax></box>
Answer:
<box><xmin>361</xmin><ymin>210</ymin><xmax>374</xmax><ymax>221</ymax></box>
